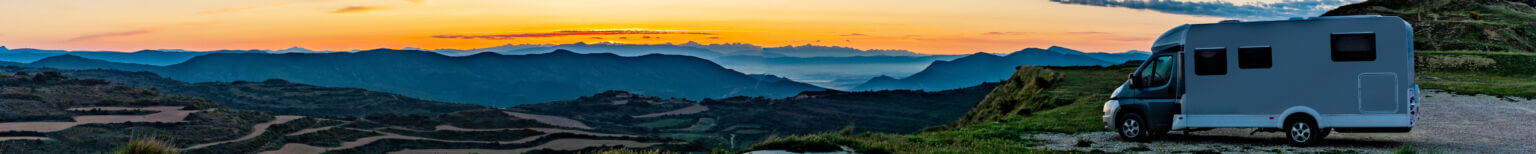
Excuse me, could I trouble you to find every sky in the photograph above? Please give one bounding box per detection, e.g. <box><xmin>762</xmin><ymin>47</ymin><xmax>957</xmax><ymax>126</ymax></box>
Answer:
<box><xmin>0</xmin><ymin>0</ymin><xmax>1360</xmax><ymax>54</ymax></box>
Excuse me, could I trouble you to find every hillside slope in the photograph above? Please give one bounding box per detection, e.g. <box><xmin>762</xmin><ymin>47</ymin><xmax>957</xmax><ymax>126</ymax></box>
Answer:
<box><xmin>0</xmin><ymin>72</ymin><xmax>279</xmax><ymax>153</ymax></box>
<box><xmin>746</xmin><ymin>65</ymin><xmax>1136</xmax><ymax>153</ymax></box>
<box><xmin>1</xmin><ymin>66</ymin><xmax>486</xmax><ymax>116</ymax></box>
<box><xmin>1324</xmin><ymin>0</ymin><xmax>1536</xmax><ymax>52</ymax></box>
<box><xmin>508</xmin><ymin>82</ymin><xmax>1001</xmax><ymax>149</ymax></box>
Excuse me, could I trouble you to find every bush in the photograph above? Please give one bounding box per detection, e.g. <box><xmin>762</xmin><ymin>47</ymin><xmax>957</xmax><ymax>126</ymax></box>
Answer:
<box><xmin>117</xmin><ymin>138</ymin><xmax>179</xmax><ymax>154</ymax></box>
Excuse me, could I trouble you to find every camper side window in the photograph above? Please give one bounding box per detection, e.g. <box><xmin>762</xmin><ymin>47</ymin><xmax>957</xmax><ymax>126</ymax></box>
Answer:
<box><xmin>1238</xmin><ymin>47</ymin><xmax>1272</xmax><ymax>69</ymax></box>
<box><xmin>1194</xmin><ymin>48</ymin><xmax>1227</xmax><ymax>75</ymax></box>
<box><xmin>1331</xmin><ymin>33</ymin><xmax>1376</xmax><ymax>61</ymax></box>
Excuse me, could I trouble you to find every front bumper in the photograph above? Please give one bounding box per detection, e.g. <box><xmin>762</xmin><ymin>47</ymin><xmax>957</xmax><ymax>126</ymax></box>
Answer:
<box><xmin>1102</xmin><ymin>100</ymin><xmax>1120</xmax><ymax>130</ymax></box>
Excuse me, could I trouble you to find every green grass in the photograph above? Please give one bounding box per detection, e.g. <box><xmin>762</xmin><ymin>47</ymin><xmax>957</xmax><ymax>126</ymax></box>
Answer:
<box><xmin>744</xmin><ymin>66</ymin><xmax>1135</xmax><ymax>153</ymax></box>
<box><xmin>637</xmin><ymin>118</ymin><xmax>694</xmax><ymax>128</ymax></box>
<box><xmin>1418</xmin><ymin>71</ymin><xmax>1536</xmax><ymax>98</ymax></box>
<box><xmin>1416</xmin><ymin>50</ymin><xmax>1536</xmax><ymax>99</ymax></box>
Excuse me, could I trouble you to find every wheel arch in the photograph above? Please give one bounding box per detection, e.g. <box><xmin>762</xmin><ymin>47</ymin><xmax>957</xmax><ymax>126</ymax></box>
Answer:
<box><xmin>1278</xmin><ymin>106</ymin><xmax>1323</xmax><ymax>128</ymax></box>
<box><xmin>1115</xmin><ymin>103</ymin><xmax>1149</xmax><ymax>119</ymax></box>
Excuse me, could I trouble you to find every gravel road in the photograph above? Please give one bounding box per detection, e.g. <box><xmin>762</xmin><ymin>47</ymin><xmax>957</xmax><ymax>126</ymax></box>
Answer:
<box><xmin>1030</xmin><ymin>90</ymin><xmax>1536</xmax><ymax>153</ymax></box>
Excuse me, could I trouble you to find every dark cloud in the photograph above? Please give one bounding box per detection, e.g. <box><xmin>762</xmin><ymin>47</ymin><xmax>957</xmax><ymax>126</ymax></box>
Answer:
<box><xmin>332</xmin><ymin>6</ymin><xmax>386</xmax><ymax>14</ymax></box>
<box><xmin>840</xmin><ymin>33</ymin><xmax>868</xmax><ymax>36</ymax></box>
<box><xmin>433</xmin><ymin>30</ymin><xmax>715</xmax><ymax>40</ymax></box>
<box><xmin>1049</xmin><ymin>0</ymin><xmax>1364</xmax><ymax>20</ymax></box>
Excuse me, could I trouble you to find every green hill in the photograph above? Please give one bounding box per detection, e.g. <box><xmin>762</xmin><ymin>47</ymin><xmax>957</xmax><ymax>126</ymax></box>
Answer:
<box><xmin>1415</xmin><ymin>51</ymin><xmax>1536</xmax><ymax>98</ymax></box>
<box><xmin>1323</xmin><ymin>0</ymin><xmax>1536</xmax><ymax>52</ymax></box>
<box><xmin>745</xmin><ymin>66</ymin><xmax>1135</xmax><ymax>153</ymax></box>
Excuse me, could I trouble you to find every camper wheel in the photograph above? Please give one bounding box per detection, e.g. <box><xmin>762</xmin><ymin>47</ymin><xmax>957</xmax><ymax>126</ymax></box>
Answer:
<box><xmin>1284</xmin><ymin>116</ymin><xmax>1322</xmax><ymax>145</ymax></box>
<box><xmin>1117</xmin><ymin>113</ymin><xmax>1150</xmax><ymax>141</ymax></box>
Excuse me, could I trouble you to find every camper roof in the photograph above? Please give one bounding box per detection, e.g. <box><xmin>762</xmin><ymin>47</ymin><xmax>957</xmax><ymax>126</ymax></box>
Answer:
<box><xmin>1151</xmin><ymin>15</ymin><xmax>1395</xmax><ymax>53</ymax></box>
<box><xmin>1150</xmin><ymin>24</ymin><xmax>1187</xmax><ymax>53</ymax></box>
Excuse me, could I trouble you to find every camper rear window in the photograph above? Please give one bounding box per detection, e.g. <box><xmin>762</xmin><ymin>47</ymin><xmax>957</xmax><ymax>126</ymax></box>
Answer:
<box><xmin>1238</xmin><ymin>47</ymin><xmax>1272</xmax><ymax>69</ymax></box>
<box><xmin>1194</xmin><ymin>48</ymin><xmax>1226</xmax><ymax>75</ymax></box>
<box><xmin>1331</xmin><ymin>33</ymin><xmax>1376</xmax><ymax>61</ymax></box>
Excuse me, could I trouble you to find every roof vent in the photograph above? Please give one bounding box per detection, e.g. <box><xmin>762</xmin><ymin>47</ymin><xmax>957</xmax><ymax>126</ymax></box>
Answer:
<box><xmin>1218</xmin><ymin>20</ymin><xmax>1242</xmax><ymax>23</ymax></box>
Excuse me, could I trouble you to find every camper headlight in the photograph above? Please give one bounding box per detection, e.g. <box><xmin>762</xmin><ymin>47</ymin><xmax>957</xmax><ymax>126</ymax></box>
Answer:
<box><xmin>1103</xmin><ymin>100</ymin><xmax>1120</xmax><ymax>114</ymax></box>
<box><xmin>1103</xmin><ymin>100</ymin><xmax>1120</xmax><ymax>129</ymax></box>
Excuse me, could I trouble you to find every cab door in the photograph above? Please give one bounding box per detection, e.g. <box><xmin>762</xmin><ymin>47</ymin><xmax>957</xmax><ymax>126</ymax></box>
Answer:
<box><xmin>1133</xmin><ymin>54</ymin><xmax>1181</xmax><ymax>129</ymax></box>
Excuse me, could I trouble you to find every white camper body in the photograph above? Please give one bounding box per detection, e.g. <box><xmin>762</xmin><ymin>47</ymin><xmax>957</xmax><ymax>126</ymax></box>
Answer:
<box><xmin>1102</xmin><ymin>15</ymin><xmax>1420</xmax><ymax>145</ymax></box>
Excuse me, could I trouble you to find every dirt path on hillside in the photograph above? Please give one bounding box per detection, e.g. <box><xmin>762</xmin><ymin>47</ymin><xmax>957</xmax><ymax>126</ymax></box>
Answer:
<box><xmin>0</xmin><ymin>106</ymin><xmax>202</xmax><ymax>133</ymax></box>
<box><xmin>1031</xmin><ymin>91</ymin><xmax>1536</xmax><ymax>153</ymax></box>
<box><xmin>259</xmin><ymin>125</ymin><xmax>642</xmax><ymax>154</ymax></box>
<box><xmin>387</xmin><ymin>139</ymin><xmax>662</xmax><ymax>154</ymax></box>
<box><xmin>504</xmin><ymin>111</ymin><xmax>593</xmax><ymax>129</ymax></box>
<box><xmin>633</xmin><ymin>103</ymin><xmax>709</xmax><ymax>118</ymax></box>
<box><xmin>183</xmin><ymin>115</ymin><xmax>303</xmax><ymax>150</ymax></box>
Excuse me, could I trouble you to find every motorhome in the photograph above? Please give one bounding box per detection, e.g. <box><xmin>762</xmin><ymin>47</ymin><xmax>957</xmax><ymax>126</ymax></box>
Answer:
<box><xmin>1101</xmin><ymin>15</ymin><xmax>1420</xmax><ymax>145</ymax></box>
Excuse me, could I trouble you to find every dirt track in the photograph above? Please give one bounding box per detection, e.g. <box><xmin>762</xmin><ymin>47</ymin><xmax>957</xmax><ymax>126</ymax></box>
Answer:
<box><xmin>1031</xmin><ymin>90</ymin><xmax>1536</xmax><ymax>153</ymax></box>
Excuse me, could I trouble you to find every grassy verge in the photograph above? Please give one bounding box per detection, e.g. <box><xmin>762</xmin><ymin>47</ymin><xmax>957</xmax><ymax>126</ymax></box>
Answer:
<box><xmin>1416</xmin><ymin>50</ymin><xmax>1536</xmax><ymax>99</ymax></box>
<box><xmin>744</xmin><ymin>66</ymin><xmax>1135</xmax><ymax>153</ymax></box>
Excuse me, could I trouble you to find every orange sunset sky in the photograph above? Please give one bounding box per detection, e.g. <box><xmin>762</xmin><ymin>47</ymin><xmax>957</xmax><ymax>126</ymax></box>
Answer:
<box><xmin>0</xmin><ymin>0</ymin><xmax>1318</xmax><ymax>54</ymax></box>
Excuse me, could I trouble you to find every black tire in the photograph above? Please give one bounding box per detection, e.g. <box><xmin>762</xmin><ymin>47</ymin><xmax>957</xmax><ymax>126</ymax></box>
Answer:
<box><xmin>1117</xmin><ymin>113</ymin><xmax>1151</xmax><ymax>141</ymax></box>
<box><xmin>1285</xmin><ymin>117</ymin><xmax>1322</xmax><ymax>146</ymax></box>
<box><xmin>1318</xmin><ymin>127</ymin><xmax>1332</xmax><ymax>139</ymax></box>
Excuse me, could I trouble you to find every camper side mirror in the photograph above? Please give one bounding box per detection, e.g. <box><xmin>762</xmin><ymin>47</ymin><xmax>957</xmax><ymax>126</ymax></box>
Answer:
<box><xmin>1127</xmin><ymin>73</ymin><xmax>1140</xmax><ymax>88</ymax></box>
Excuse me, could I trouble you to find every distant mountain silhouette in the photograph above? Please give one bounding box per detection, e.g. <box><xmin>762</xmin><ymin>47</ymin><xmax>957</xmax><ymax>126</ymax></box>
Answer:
<box><xmin>1082</xmin><ymin>50</ymin><xmax>1152</xmax><ymax>63</ymax></box>
<box><xmin>7</xmin><ymin>49</ymin><xmax>826</xmax><ymax>106</ymax></box>
<box><xmin>65</xmin><ymin>50</ymin><xmax>211</xmax><ymax>66</ymax></box>
<box><xmin>714</xmin><ymin>55</ymin><xmax>966</xmax><ymax>89</ymax></box>
<box><xmin>25</xmin><ymin>55</ymin><xmax>163</xmax><ymax>71</ymax></box>
<box><xmin>426</xmin><ymin>43</ymin><xmax>554</xmax><ymax>56</ymax></box>
<box><xmin>1035</xmin><ymin>46</ymin><xmax>1151</xmax><ymax>63</ymax></box>
<box><xmin>0</xmin><ymin>48</ymin><xmax>265</xmax><ymax>65</ymax></box>
<box><xmin>497</xmin><ymin>42</ymin><xmax>724</xmax><ymax>59</ymax></box>
<box><xmin>852</xmin><ymin>47</ymin><xmax>1118</xmax><ymax>91</ymax></box>
<box><xmin>0</xmin><ymin>48</ymin><xmax>68</xmax><ymax>63</ymax></box>
<box><xmin>762</xmin><ymin>44</ymin><xmax>920</xmax><ymax>57</ymax></box>
<box><xmin>678</xmin><ymin>41</ymin><xmax>764</xmax><ymax>56</ymax></box>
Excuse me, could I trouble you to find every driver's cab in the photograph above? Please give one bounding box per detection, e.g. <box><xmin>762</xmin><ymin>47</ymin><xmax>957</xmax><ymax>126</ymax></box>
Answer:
<box><xmin>1104</xmin><ymin>25</ymin><xmax>1188</xmax><ymax>137</ymax></box>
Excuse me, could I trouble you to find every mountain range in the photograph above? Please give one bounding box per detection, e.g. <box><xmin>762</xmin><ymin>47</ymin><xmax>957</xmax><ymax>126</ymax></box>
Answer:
<box><xmin>4</xmin><ymin>49</ymin><xmax>827</xmax><ymax>107</ymax></box>
<box><xmin>852</xmin><ymin>46</ymin><xmax>1146</xmax><ymax>91</ymax></box>
<box><xmin>714</xmin><ymin>55</ymin><xmax>967</xmax><ymax>90</ymax></box>
<box><xmin>496</xmin><ymin>42</ymin><xmax>726</xmax><ymax>59</ymax></box>
<box><xmin>760</xmin><ymin>44</ymin><xmax>921</xmax><ymax>57</ymax></box>
<box><xmin>1</xmin><ymin>43</ymin><xmax>1150</xmax><ymax>95</ymax></box>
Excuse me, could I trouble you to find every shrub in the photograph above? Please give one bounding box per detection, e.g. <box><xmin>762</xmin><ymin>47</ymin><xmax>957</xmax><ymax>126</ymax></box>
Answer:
<box><xmin>117</xmin><ymin>138</ymin><xmax>179</xmax><ymax>154</ymax></box>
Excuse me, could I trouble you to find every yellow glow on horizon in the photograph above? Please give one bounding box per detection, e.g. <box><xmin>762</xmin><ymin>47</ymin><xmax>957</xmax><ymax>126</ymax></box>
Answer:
<box><xmin>0</xmin><ymin>0</ymin><xmax>1227</xmax><ymax>54</ymax></box>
